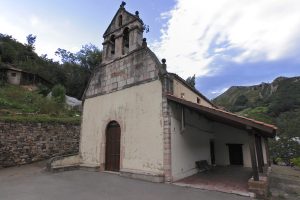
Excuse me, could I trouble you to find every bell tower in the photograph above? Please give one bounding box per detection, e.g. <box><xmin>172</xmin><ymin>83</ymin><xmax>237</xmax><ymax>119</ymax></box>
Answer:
<box><xmin>102</xmin><ymin>2</ymin><xmax>144</xmax><ymax>63</ymax></box>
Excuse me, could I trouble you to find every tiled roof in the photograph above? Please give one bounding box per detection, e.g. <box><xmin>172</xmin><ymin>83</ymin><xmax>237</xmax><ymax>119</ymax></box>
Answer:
<box><xmin>166</xmin><ymin>94</ymin><xmax>277</xmax><ymax>137</ymax></box>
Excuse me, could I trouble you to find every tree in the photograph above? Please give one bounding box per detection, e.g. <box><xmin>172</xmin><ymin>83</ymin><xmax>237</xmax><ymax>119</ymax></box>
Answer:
<box><xmin>55</xmin><ymin>44</ymin><xmax>102</xmax><ymax>72</ymax></box>
<box><xmin>55</xmin><ymin>48</ymin><xmax>77</xmax><ymax>64</ymax></box>
<box><xmin>0</xmin><ymin>33</ymin><xmax>101</xmax><ymax>99</ymax></box>
<box><xmin>0</xmin><ymin>42</ymin><xmax>17</xmax><ymax>63</ymax></box>
<box><xmin>276</xmin><ymin>111</ymin><xmax>300</xmax><ymax>138</ymax></box>
<box><xmin>186</xmin><ymin>75</ymin><xmax>196</xmax><ymax>88</ymax></box>
<box><xmin>270</xmin><ymin>137</ymin><xmax>300</xmax><ymax>165</ymax></box>
<box><xmin>26</xmin><ymin>34</ymin><xmax>36</xmax><ymax>50</ymax></box>
<box><xmin>76</xmin><ymin>44</ymin><xmax>102</xmax><ymax>72</ymax></box>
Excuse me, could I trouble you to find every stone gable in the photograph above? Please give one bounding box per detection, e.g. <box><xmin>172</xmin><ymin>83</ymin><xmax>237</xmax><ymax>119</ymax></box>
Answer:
<box><xmin>85</xmin><ymin>47</ymin><xmax>162</xmax><ymax>98</ymax></box>
<box><xmin>103</xmin><ymin>7</ymin><xmax>142</xmax><ymax>37</ymax></box>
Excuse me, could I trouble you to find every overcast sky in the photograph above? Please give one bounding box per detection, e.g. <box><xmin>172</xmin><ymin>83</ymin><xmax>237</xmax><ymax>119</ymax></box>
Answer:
<box><xmin>1</xmin><ymin>0</ymin><xmax>300</xmax><ymax>99</ymax></box>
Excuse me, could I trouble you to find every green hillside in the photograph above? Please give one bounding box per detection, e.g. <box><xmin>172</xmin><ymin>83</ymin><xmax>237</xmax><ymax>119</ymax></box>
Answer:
<box><xmin>213</xmin><ymin>76</ymin><xmax>300</xmax><ymax>164</ymax></box>
<box><xmin>0</xmin><ymin>84</ymin><xmax>80</xmax><ymax>124</ymax></box>
<box><xmin>0</xmin><ymin>33</ymin><xmax>101</xmax><ymax>99</ymax></box>
<box><xmin>213</xmin><ymin>76</ymin><xmax>300</xmax><ymax>137</ymax></box>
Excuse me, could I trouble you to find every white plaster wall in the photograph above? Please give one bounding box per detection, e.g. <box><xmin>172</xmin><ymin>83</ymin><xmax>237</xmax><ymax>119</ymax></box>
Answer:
<box><xmin>80</xmin><ymin>80</ymin><xmax>164</xmax><ymax>175</ymax></box>
<box><xmin>6</xmin><ymin>70</ymin><xmax>21</xmax><ymax>85</ymax></box>
<box><xmin>172</xmin><ymin>79</ymin><xmax>213</xmax><ymax>108</ymax></box>
<box><xmin>170</xmin><ymin>104</ymin><xmax>214</xmax><ymax>181</ymax></box>
<box><xmin>212</xmin><ymin>122</ymin><xmax>252</xmax><ymax>167</ymax></box>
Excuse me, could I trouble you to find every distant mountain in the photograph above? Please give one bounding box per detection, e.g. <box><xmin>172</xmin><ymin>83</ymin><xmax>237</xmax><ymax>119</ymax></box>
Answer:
<box><xmin>212</xmin><ymin>76</ymin><xmax>300</xmax><ymax>138</ymax></box>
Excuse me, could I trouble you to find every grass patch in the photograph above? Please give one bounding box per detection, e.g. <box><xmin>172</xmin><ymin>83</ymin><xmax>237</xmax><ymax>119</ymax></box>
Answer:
<box><xmin>0</xmin><ymin>84</ymin><xmax>81</xmax><ymax>124</ymax></box>
<box><xmin>0</xmin><ymin>115</ymin><xmax>81</xmax><ymax>124</ymax></box>
<box><xmin>238</xmin><ymin>106</ymin><xmax>275</xmax><ymax>124</ymax></box>
<box><xmin>291</xmin><ymin>157</ymin><xmax>300</xmax><ymax>168</ymax></box>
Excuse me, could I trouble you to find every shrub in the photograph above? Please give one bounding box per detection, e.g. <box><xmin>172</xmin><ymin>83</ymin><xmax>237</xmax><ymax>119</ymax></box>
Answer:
<box><xmin>52</xmin><ymin>84</ymin><xmax>66</xmax><ymax>103</ymax></box>
<box><xmin>270</xmin><ymin>137</ymin><xmax>300</xmax><ymax>165</ymax></box>
<box><xmin>275</xmin><ymin>157</ymin><xmax>283</xmax><ymax>164</ymax></box>
<box><xmin>291</xmin><ymin>157</ymin><xmax>300</xmax><ymax>167</ymax></box>
<box><xmin>37</xmin><ymin>84</ymin><xmax>50</xmax><ymax>97</ymax></box>
<box><xmin>39</xmin><ymin>99</ymin><xmax>64</xmax><ymax>115</ymax></box>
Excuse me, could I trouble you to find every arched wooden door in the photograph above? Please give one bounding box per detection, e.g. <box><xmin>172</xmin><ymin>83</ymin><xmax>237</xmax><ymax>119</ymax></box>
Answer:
<box><xmin>105</xmin><ymin>121</ymin><xmax>121</xmax><ymax>171</ymax></box>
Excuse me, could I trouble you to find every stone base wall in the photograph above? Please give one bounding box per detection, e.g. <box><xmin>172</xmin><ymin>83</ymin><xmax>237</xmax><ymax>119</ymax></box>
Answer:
<box><xmin>248</xmin><ymin>176</ymin><xmax>269</xmax><ymax>199</ymax></box>
<box><xmin>0</xmin><ymin>122</ymin><xmax>80</xmax><ymax>168</ymax></box>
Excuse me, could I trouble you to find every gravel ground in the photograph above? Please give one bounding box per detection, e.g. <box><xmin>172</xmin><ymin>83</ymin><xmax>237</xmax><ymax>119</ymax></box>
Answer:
<box><xmin>269</xmin><ymin>165</ymin><xmax>300</xmax><ymax>199</ymax></box>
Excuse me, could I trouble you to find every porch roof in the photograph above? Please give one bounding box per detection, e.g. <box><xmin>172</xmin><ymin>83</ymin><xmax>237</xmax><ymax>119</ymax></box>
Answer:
<box><xmin>166</xmin><ymin>94</ymin><xmax>277</xmax><ymax>138</ymax></box>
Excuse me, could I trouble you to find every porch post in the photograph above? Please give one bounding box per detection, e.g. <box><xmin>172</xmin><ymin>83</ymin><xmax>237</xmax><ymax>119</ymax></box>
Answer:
<box><xmin>255</xmin><ymin>134</ymin><xmax>264</xmax><ymax>173</ymax></box>
<box><xmin>258</xmin><ymin>135</ymin><xmax>264</xmax><ymax>167</ymax></box>
<box><xmin>248</xmin><ymin>127</ymin><xmax>259</xmax><ymax>181</ymax></box>
<box><xmin>264</xmin><ymin>137</ymin><xmax>271</xmax><ymax>167</ymax></box>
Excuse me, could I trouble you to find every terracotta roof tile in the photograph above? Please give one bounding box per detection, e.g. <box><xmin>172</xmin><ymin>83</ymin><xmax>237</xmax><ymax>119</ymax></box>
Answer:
<box><xmin>166</xmin><ymin>94</ymin><xmax>277</xmax><ymax>137</ymax></box>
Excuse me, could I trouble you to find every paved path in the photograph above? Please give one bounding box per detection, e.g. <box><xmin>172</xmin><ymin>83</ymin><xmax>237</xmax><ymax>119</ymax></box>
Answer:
<box><xmin>0</xmin><ymin>162</ymin><xmax>250</xmax><ymax>200</ymax></box>
<box><xmin>175</xmin><ymin>166</ymin><xmax>253</xmax><ymax>196</ymax></box>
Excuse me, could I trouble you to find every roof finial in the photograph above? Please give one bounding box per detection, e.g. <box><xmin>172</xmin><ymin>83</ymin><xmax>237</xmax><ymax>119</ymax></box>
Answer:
<box><xmin>135</xmin><ymin>11</ymin><xmax>139</xmax><ymax>17</ymax></box>
<box><xmin>120</xmin><ymin>1</ymin><xmax>126</xmax><ymax>8</ymax></box>
<box><xmin>142</xmin><ymin>38</ymin><xmax>147</xmax><ymax>47</ymax></box>
<box><xmin>162</xmin><ymin>58</ymin><xmax>167</xmax><ymax>70</ymax></box>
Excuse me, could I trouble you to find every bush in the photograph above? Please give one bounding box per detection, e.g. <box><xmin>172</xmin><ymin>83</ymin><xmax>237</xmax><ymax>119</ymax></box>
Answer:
<box><xmin>274</xmin><ymin>157</ymin><xmax>283</xmax><ymax>164</ymax></box>
<box><xmin>38</xmin><ymin>99</ymin><xmax>64</xmax><ymax>115</ymax></box>
<box><xmin>291</xmin><ymin>157</ymin><xmax>300</xmax><ymax>167</ymax></box>
<box><xmin>52</xmin><ymin>84</ymin><xmax>66</xmax><ymax>103</ymax></box>
<box><xmin>37</xmin><ymin>84</ymin><xmax>50</xmax><ymax>97</ymax></box>
<box><xmin>270</xmin><ymin>137</ymin><xmax>300</xmax><ymax>165</ymax></box>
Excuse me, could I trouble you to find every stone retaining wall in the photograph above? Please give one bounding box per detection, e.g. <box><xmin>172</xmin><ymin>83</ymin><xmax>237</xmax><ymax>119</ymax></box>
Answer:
<box><xmin>0</xmin><ymin>121</ymin><xmax>80</xmax><ymax>168</ymax></box>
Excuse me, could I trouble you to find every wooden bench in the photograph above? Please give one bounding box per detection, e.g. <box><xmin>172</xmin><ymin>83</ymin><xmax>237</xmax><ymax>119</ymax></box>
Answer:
<box><xmin>195</xmin><ymin>160</ymin><xmax>212</xmax><ymax>172</ymax></box>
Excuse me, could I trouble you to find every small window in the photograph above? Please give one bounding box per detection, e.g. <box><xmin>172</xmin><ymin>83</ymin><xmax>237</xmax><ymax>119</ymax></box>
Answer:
<box><xmin>11</xmin><ymin>72</ymin><xmax>16</xmax><ymax>77</ymax></box>
<box><xmin>110</xmin><ymin>35</ymin><xmax>115</xmax><ymax>55</ymax></box>
<box><xmin>118</xmin><ymin>15</ymin><xmax>123</xmax><ymax>27</ymax></box>
<box><xmin>197</xmin><ymin>97</ymin><xmax>200</xmax><ymax>104</ymax></box>
<box><xmin>122</xmin><ymin>27</ymin><xmax>129</xmax><ymax>55</ymax></box>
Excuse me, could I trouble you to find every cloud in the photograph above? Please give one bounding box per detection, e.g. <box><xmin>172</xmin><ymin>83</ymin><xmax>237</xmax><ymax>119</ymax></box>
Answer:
<box><xmin>30</xmin><ymin>15</ymin><xmax>40</xmax><ymax>27</ymax></box>
<box><xmin>153</xmin><ymin>0</ymin><xmax>300</xmax><ymax>79</ymax></box>
<box><xmin>210</xmin><ymin>87</ymin><xmax>229</xmax><ymax>95</ymax></box>
<box><xmin>0</xmin><ymin>8</ymin><xmax>101</xmax><ymax>61</ymax></box>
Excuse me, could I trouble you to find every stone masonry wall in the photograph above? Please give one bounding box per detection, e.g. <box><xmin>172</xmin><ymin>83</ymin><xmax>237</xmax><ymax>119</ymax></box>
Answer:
<box><xmin>0</xmin><ymin>122</ymin><xmax>80</xmax><ymax>168</ymax></box>
<box><xmin>85</xmin><ymin>47</ymin><xmax>161</xmax><ymax>99</ymax></box>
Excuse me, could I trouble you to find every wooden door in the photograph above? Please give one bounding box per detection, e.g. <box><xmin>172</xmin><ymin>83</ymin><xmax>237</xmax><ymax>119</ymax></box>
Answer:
<box><xmin>228</xmin><ymin>144</ymin><xmax>243</xmax><ymax>165</ymax></box>
<box><xmin>105</xmin><ymin>121</ymin><xmax>121</xmax><ymax>171</ymax></box>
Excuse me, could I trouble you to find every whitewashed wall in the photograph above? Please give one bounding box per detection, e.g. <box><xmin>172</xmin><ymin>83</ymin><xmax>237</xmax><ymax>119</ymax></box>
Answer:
<box><xmin>172</xmin><ymin>79</ymin><xmax>213</xmax><ymax>108</ymax></box>
<box><xmin>80</xmin><ymin>80</ymin><xmax>164</xmax><ymax>175</ymax></box>
<box><xmin>170</xmin><ymin>104</ymin><xmax>254</xmax><ymax>181</ymax></box>
<box><xmin>170</xmin><ymin>103</ymin><xmax>214</xmax><ymax>181</ymax></box>
<box><xmin>212</xmin><ymin>122</ymin><xmax>251</xmax><ymax>167</ymax></box>
<box><xmin>6</xmin><ymin>70</ymin><xmax>21</xmax><ymax>85</ymax></box>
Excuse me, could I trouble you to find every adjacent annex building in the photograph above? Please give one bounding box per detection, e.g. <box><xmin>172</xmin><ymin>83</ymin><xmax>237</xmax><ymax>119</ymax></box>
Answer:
<box><xmin>0</xmin><ymin>64</ymin><xmax>52</xmax><ymax>88</ymax></box>
<box><xmin>50</xmin><ymin>2</ymin><xmax>277</xmax><ymax>186</ymax></box>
